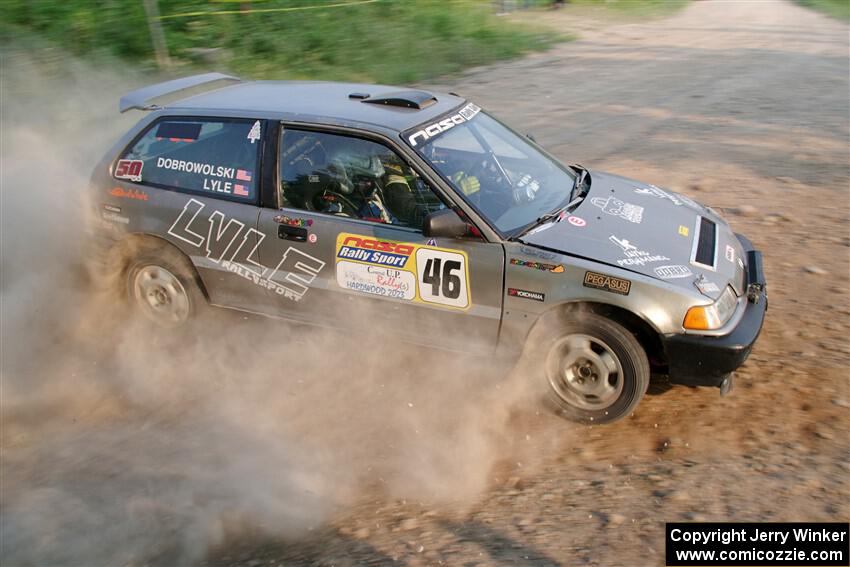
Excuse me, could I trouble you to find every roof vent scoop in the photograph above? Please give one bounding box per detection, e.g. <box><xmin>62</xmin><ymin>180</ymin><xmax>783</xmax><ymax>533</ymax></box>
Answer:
<box><xmin>348</xmin><ymin>92</ymin><xmax>370</xmax><ymax>100</ymax></box>
<box><xmin>359</xmin><ymin>90</ymin><xmax>437</xmax><ymax>110</ymax></box>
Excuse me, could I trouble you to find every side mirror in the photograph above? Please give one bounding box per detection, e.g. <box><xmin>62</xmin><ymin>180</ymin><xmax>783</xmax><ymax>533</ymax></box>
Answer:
<box><xmin>422</xmin><ymin>208</ymin><xmax>468</xmax><ymax>238</ymax></box>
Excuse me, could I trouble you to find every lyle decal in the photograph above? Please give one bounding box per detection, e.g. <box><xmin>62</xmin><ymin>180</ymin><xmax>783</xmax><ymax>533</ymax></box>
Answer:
<box><xmin>168</xmin><ymin>198</ymin><xmax>324</xmax><ymax>302</ymax></box>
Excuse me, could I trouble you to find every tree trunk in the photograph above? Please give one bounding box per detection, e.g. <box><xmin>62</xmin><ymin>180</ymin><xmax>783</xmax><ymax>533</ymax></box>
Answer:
<box><xmin>142</xmin><ymin>0</ymin><xmax>171</xmax><ymax>69</ymax></box>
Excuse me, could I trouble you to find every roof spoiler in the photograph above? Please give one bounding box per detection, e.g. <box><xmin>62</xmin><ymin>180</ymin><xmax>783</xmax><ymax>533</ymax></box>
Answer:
<box><xmin>119</xmin><ymin>72</ymin><xmax>240</xmax><ymax>113</ymax></box>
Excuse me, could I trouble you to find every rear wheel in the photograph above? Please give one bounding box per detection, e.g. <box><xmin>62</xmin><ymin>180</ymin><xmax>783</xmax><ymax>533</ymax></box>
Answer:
<box><xmin>534</xmin><ymin>313</ymin><xmax>649</xmax><ymax>424</ymax></box>
<box><xmin>125</xmin><ymin>245</ymin><xmax>206</xmax><ymax>328</ymax></box>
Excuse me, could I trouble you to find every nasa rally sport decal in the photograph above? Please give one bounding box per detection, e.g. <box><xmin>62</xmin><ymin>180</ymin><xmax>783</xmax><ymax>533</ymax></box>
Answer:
<box><xmin>335</xmin><ymin>233</ymin><xmax>470</xmax><ymax>309</ymax></box>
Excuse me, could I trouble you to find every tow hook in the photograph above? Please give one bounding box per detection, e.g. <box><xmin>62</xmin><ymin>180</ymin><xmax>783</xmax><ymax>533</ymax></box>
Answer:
<box><xmin>719</xmin><ymin>373</ymin><xmax>734</xmax><ymax>397</ymax></box>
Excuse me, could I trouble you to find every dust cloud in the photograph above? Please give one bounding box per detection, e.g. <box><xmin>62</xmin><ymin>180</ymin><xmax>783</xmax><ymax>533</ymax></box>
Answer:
<box><xmin>0</xmin><ymin>53</ymin><xmax>548</xmax><ymax>565</ymax></box>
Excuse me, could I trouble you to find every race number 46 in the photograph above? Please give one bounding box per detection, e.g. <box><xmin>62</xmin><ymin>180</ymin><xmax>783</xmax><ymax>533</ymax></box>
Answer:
<box><xmin>416</xmin><ymin>248</ymin><xmax>469</xmax><ymax>308</ymax></box>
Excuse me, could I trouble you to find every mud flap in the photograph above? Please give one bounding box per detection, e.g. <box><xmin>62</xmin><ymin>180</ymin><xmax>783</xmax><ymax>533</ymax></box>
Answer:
<box><xmin>719</xmin><ymin>373</ymin><xmax>734</xmax><ymax>397</ymax></box>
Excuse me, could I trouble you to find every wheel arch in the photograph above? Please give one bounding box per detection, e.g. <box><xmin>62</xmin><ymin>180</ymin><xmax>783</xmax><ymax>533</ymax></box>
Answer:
<box><xmin>102</xmin><ymin>232</ymin><xmax>210</xmax><ymax>301</ymax></box>
<box><xmin>526</xmin><ymin>300</ymin><xmax>667</xmax><ymax>373</ymax></box>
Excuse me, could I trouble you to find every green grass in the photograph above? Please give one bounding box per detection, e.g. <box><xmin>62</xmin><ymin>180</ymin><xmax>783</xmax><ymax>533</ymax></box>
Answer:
<box><xmin>0</xmin><ymin>0</ymin><xmax>563</xmax><ymax>84</ymax></box>
<box><xmin>566</xmin><ymin>0</ymin><xmax>689</xmax><ymax>14</ymax></box>
<box><xmin>505</xmin><ymin>0</ymin><xmax>689</xmax><ymax>35</ymax></box>
<box><xmin>793</xmin><ymin>0</ymin><xmax>850</xmax><ymax>22</ymax></box>
<box><xmin>518</xmin><ymin>0</ymin><xmax>689</xmax><ymax>18</ymax></box>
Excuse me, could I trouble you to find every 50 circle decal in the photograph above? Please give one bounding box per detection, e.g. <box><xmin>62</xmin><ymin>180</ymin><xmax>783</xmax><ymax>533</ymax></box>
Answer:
<box><xmin>114</xmin><ymin>159</ymin><xmax>143</xmax><ymax>182</ymax></box>
<box><xmin>335</xmin><ymin>233</ymin><xmax>470</xmax><ymax>309</ymax></box>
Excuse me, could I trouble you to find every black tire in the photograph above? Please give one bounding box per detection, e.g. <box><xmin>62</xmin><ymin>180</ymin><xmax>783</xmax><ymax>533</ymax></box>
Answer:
<box><xmin>124</xmin><ymin>242</ymin><xmax>207</xmax><ymax>328</ymax></box>
<box><xmin>528</xmin><ymin>312</ymin><xmax>650</xmax><ymax>424</ymax></box>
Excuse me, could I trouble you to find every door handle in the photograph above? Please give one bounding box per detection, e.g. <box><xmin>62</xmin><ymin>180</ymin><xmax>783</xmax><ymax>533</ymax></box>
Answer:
<box><xmin>278</xmin><ymin>224</ymin><xmax>307</xmax><ymax>242</ymax></box>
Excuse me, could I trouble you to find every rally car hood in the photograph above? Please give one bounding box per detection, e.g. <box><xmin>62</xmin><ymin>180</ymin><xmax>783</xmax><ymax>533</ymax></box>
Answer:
<box><xmin>520</xmin><ymin>170</ymin><xmax>746</xmax><ymax>300</ymax></box>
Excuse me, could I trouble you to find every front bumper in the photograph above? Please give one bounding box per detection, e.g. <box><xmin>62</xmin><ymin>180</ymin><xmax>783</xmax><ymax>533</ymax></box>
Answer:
<box><xmin>661</xmin><ymin>234</ymin><xmax>767</xmax><ymax>387</ymax></box>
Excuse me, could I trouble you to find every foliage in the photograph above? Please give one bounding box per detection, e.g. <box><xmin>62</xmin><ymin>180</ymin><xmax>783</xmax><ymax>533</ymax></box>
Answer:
<box><xmin>0</xmin><ymin>0</ymin><xmax>563</xmax><ymax>83</ymax></box>
<box><xmin>793</xmin><ymin>0</ymin><xmax>850</xmax><ymax>22</ymax></box>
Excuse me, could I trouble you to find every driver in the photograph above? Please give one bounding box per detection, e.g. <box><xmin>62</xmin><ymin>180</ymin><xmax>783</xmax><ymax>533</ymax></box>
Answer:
<box><xmin>425</xmin><ymin>143</ymin><xmax>482</xmax><ymax>202</ymax></box>
<box><xmin>451</xmin><ymin>171</ymin><xmax>481</xmax><ymax>199</ymax></box>
<box><xmin>381</xmin><ymin>156</ymin><xmax>426</xmax><ymax>227</ymax></box>
<box><xmin>324</xmin><ymin>149</ymin><xmax>395</xmax><ymax>223</ymax></box>
<box><xmin>428</xmin><ymin>143</ymin><xmax>543</xmax><ymax>208</ymax></box>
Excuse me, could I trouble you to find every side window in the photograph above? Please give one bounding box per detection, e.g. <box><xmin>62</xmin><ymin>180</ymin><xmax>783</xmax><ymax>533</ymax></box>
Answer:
<box><xmin>279</xmin><ymin>129</ymin><xmax>445</xmax><ymax>229</ymax></box>
<box><xmin>117</xmin><ymin>118</ymin><xmax>262</xmax><ymax>202</ymax></box>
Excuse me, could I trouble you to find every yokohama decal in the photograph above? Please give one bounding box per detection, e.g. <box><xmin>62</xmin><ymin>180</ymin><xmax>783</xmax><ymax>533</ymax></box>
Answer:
<box><xmin>508</xmin><ymin>288</ymin><xmax>545</xmax><ymax>302</ymax></box>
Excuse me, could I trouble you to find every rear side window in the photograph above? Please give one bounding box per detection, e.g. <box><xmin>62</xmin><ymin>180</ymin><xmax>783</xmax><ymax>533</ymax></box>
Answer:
<box><xmin>116</xmin><ymin>118</ymin><xmax>262</xmax><ymax>202</ymax></box>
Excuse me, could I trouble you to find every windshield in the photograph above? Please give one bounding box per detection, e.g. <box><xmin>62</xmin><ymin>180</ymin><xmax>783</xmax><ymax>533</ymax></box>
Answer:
<box><xmin>406</xmin><ymin>107</ymin><xmax>576</xmax><ymax>236</ymax></box>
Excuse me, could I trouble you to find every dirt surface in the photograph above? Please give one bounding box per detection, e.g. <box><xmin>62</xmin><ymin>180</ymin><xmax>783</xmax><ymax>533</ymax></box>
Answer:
<box><xmin>207</xmin><ymin>1</ymin><xmax>849</xmax><ymax>565</ymax></box>
<box><xmin>2</xmin><ymin>1</ymin><xmax>848</xmax><ymax>566</ymax></box>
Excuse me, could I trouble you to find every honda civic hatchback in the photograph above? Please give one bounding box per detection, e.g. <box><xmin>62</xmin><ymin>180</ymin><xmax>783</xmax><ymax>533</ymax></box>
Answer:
<box><xmin>90</xmin><ymin>73</ymin><xmax>767</xmax><ymax>423</ymax></box>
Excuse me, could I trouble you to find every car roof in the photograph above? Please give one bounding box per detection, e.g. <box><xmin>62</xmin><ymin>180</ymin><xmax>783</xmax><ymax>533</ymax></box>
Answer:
<box><xmin>168</xmin><ymin>80</ymin><xmax>466</xmax><ymax>133</ymax></box>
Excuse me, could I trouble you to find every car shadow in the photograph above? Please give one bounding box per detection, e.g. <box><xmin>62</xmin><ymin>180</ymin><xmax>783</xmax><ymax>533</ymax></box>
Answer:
<box><xmin>647</xmin><ymin>373</ymin><xmax>675</xmax><ymax>396</ymax></box>
<box><xmin>203</xmin><ymin>527</ymin><xmax>405</xmax><ymax>566</ymax></box>
<box><xmin>439</xmin><ymin>520</ymin><xmax>562</xmax><ymax>566</ymax></box>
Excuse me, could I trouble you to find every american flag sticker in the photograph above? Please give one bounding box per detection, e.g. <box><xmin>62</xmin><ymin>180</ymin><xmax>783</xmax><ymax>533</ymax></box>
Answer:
<box><xmin>236</xmin><ymin>169</ymin><xmax>252</xmax><ymax>182</ymax></box>
<box><xmin>233</xmin><ymin>184</ymin><xmax>249</xmax><ymax>197</ymax></box>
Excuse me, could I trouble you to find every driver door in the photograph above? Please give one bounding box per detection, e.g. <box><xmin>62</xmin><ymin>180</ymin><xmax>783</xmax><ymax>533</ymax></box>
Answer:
<box><xmin>255</xmin><ymin>126</ymin><xmax>505</xmax><ymax>354</ymax></box>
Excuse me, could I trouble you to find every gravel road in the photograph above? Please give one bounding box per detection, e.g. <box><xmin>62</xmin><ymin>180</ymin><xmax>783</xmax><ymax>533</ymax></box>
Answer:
<box><xmin>2</xmin><ymin>1</ymin><xmax>847</xmax><ymax>566</ymax></box>
<box><xmin>208</xmin><ymin>1</ymin><xmax>849</xmax><ymax>565</ymax></box>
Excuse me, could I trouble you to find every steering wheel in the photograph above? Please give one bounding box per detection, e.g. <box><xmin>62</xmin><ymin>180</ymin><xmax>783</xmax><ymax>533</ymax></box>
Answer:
<box><xmin>464</xmin><ymin>158</ymin><xmax>516</xmax><ymax>214</ymax></box>
<box><xmin>313</xmin><ymin>187</ymin><xmax>360</xmax><ymax>217</ymax></box>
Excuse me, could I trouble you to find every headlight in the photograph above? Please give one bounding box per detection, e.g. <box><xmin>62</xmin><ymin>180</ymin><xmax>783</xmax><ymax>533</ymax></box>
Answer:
<box><xmin>683</xmin><ymin>286</ymin><xmax>738</xmax><ymax>331</ymax></box>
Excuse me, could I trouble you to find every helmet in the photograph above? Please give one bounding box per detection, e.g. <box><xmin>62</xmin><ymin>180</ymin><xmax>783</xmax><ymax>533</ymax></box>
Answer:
<box><xmin>328</xmin><ymin>149</ymin><xmax>385</xmax><ymax>177</ymax></box>
<box><xmin>325</xmin><ymin>157</ymin><xmax>353</xmax><ymax>195</ymax></box>
<box><xmin>381</xmin><ymin>153</ymin><xmax>407</xmax><ymax>176</ymax></box>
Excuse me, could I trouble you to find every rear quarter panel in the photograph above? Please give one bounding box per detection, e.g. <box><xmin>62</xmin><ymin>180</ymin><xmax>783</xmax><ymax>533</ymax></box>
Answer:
<box><xmin>89</xmin><ymin>112</ymin><xmax>267</xmax><ymax>311</ymax></box>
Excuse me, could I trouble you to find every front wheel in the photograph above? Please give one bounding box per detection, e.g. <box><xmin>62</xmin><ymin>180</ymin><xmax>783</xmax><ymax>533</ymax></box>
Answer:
<box><xmin>534</xmin><ymin>313</ymin><xmax>649</xmax><ymax>424</ymax></box>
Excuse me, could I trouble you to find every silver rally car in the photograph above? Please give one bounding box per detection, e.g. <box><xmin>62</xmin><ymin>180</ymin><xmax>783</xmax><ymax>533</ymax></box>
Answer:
<box><xmin>92</xmin><ymin>73</ymin><xmax>767</xmax><ymax>423</ymax></box>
